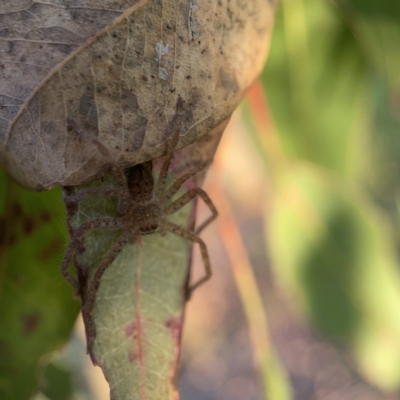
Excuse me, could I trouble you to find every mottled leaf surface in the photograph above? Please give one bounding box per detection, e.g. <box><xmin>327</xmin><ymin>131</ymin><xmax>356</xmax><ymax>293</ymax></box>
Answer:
<box><xmin>0</xmin><ymin>0</ymin><xmax>273</xmax><ymax>190</ymax></box>
<box><xmin>0</xmin><ymin>169</ymin><xmax>80</xmax><ymax>400</ymax></box>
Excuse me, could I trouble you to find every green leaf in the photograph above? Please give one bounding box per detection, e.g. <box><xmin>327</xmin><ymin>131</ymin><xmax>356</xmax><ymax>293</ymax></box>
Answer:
<box><xmin>358</xmin><ymin>79</ymin><xmax>400</xmax><ymax>249</ymax></box>
<box><xmin>262</xmin><ymin>0</ymin><xmax>367</xmax><ymax>176</ymax></box>
<box><xmin>65</xmin><ymin>163</ymin><xmax>197</xmax><ymax>399</ymax></box>
<box><xmin>336</xmin><ymin>0</ymin><xmax>400</xmax><ymax>88</ymax></box>
<box><xmin>266</xmin><ymin>165</ymin><xmax>400</xmax><ymax>390</ymax></box>
<box><xmin>42</xmin><ymin>363</ymin><xmax>74</xmax><ymax>400</ymax></box>
<box><xmin>0</xmin><ymin>169</ymin><xmax>80</xmax><ymax>400</ymax></box>
<box><xmin>257</xmin><ymin>0</ymin><xmax>400</xmax><ymax>391</ymax></box>
<box><xmin>92</xmin><ymin>216</ymin><xmax>191</xmax><ymax>399</ymax></box>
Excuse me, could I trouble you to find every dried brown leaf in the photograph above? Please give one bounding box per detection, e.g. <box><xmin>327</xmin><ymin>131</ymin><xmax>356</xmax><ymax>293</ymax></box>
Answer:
<box><xmin>0</xmin><ymin>0</ymin><xmax>274</xmax><ymax>190</ymax></box>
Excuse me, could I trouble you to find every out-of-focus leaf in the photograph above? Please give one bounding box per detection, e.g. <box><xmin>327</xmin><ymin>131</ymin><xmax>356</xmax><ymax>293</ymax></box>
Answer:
<box><xmin>358</xmin><ymin>80</ymin><xmax>400</xmax><ymax>251</ymax></box>
<box><xmin>42</xmin><ymin>363</ymin><xmax>74</xmax><ymax>400</ymax></box>
<box><xmin>256</xmin><ymin>0</ymin><xmax>400</xmax><ymax>391</ymax></box>
<box><xmin>0</xmin><ymin>169</ymin><xmax>80</xmax><ymax>400</ymax></box>
<box><xmin>266</xmin><ymin>164</ymin><xmax>400</xmax><ymax>390</ymax></box>
<box><xmin>262</xmin><ymin>0</ymin><xmax>367</xmax><ymax>176</ymax></box>
<box><xmin>215</xmin><ymin>191</ymin><xmax>293</xmax><ymax>399</ymax></box>
<box><xmin>335</xmin><ymin>0</ymin><xmax>400</xmax><ymax>88</ymax></box>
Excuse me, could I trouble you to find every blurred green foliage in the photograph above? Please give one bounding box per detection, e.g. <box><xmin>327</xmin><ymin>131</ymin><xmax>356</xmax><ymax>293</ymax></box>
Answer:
<box><xmin>42</xmin><ymin>363</ymin><xmax>74</xmax><ymax>400</ymax></box>
<box><xmin>259</xmin><ymin>0</ymin><xmax>400</xmax><ymax>391</ymax></box>
<box><xmin>0</xmin><ymin>171</ymin><xmax>80</xmax><ymax>399</ymax></box>
<box><xmin>338</xmin><ymin>0</ymin><xmax>400</xmax><ymax>88</ymax></box>
<box><xmin>264</xmin><ymin>0</ymin><xmax>367</xmax><ymax>176</ymax></box>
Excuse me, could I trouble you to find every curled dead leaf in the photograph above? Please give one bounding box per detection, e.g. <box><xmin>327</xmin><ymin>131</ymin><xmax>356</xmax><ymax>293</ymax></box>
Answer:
<box><xmin>0</xmin><ymin>0</ymin><xmax>274</xmax><ymax>190</ymax></box>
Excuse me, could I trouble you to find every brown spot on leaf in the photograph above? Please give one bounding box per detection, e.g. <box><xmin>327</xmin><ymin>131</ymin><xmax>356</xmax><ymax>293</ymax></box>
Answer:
<box><xmin>0</xmin><ymin>217</ymin><xmax>6</xmax><ymax>245</ymax></box>
<box><xmin>22</xmin><ymin>216</ymin><xmax>35</xmax><ymax>234</ymax></box>
<box><xmin>0</xmin><ymin>217</ymin><xmax>17</xmax><ymax>247</ymax></box>
<box><xmin>40</xmin><ymin>212</ymin><xmax>51</xmax><ymax>223</ymax></box>
<box><xmin>12</xmin><ymin>203</ymin><xmax>23</xmax><ymax>218</ymax></box>
<box><xmin>125</xmin><ymin>321</ymin><xmax>140</xmax><ymax>364</ymax></box>
<box><xmin>165</xmin><ymin>316</ymin><xmax>184</xmax><ymax>395</ymax></box>
<box><xmin>125</xmin><ymin>320</ymin><xmax>138</xmax><ymax>338</ymax></box>
<box><xmin>7</xmin><ymin>234</ymin><xmax>16</xmax><ymax>247</ymax></box>
<box><xmin>37</xmin><ymin>238</ymin><xmax>64</xmax><ymax>262</ymax></box>
<box><xmin>165</xmin><ymin>317</ymin><xmax>182</xmax><ymax>333</ymax></box>
<box><xmin>128</xmin><ymin>350</ymin><xmax>138</xmax><ymax>362</ymax></box>
<box><xmin>21</xmin><ymin>312</ymin><xmax>41</xmax><ymax>336</ymax></box>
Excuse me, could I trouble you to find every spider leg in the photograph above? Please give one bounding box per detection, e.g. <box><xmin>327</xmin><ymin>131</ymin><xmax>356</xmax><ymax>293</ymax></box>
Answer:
<box><xmin>63</xmin><ymin>188</ymin><xmax>124</xmax><ymax>205</ymax></box>
<box><xmin>60</xmin><ymin>243</ymin><xmax>80</xmax><ymax>294</ymax></box>
<box><xmin>160</xmin><ymin>221</ymin><xmax>212</xmax><ymax>294</ymax></box>
<box><xmin>67</xmin><ymin>117</ymin><xmax>128</xmax><ymax>189</ymax></box>
<box><xmin>73</xmin><ymin>217</ymin><xmax>124</xmax><ymax>239</ymax></box>
<box><xmin>60</xmin><ymin>218</ymin><xmax>124</xmax><ymax>294</ymax></box>
<box><xmin>154</xmin><ymin>130</ymin><xmax>180</xmax><ymax>196</ymax></box>
<box><xmin>82</xmin><ymin>231</ymin><xmax>132</xmax><ymax>353</ymax></box>
<box><xmin>164</xmin><ymin>187</ymin><xmax>218</xmax><ymax>235</ymax></box>
<box><xmin>160</xmin><ymin>161</ymin><xmax>210</xmax><ymax>203</ymax></box>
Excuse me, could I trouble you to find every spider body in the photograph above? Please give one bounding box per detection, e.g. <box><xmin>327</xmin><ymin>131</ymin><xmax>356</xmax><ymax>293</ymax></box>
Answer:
<box><xmin>130</xmin><ymin>202</ymin><xmax>163</xmax><ymax>235</ymax></box>
<box><xmin>61</xmin><ymin>117</ymin><xmax>218</xmax><ymax>351</ymax></box>
<box><xmin>119</xmin><ymin>162</ymin><xmax>163</xmax><ymax>235</ymax></box>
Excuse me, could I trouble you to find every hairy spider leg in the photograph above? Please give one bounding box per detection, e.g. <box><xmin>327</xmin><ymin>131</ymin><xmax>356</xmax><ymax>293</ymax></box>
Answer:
<box><xmin>64</xmin><ymin>188</ymin><xmax>125</xmax><ymax>205</ymax></box>
<box><xmin>160</xmin><ymin>221</ymin><xmax>212</xmax><ymax>293</ymax></box>
<box><xmin>82</xmin><ymin>230</ymin><xmax>132</xmax><ymax>353</ymax></box>
<box><xmin>165</xmin><ymin>187</ymin><xmax>218</xmax><ymax>234</ymax></box>
<box><xmin>161</xmin><ymin>185</ymin><xmax>218</xmax><ymax>292</ymax></box>
<box><xmin>160</xmin><ymin>161</ymin><xmax>210</xmax><ymax>203</ymax></box>
<box><xmin>61</xmin><ymin>242</ymin><xmax>81</xmax><ymax>293</ymax></box>
<box><xmin>60</xmin><ymin>218</ymin><xmax>124</xmax><ymax>294</ymax></box>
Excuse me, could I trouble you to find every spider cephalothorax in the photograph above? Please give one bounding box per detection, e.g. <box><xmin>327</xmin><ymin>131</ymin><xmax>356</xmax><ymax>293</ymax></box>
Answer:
<box><xmin>119</xmin><ymin>162</ymin><xmax>164</xmax><ymax>235</ymax></box>
<box><xmin>61</xmin><ymin>114</ymin><xmax>218</xmax><ymax>351</ymax></box>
